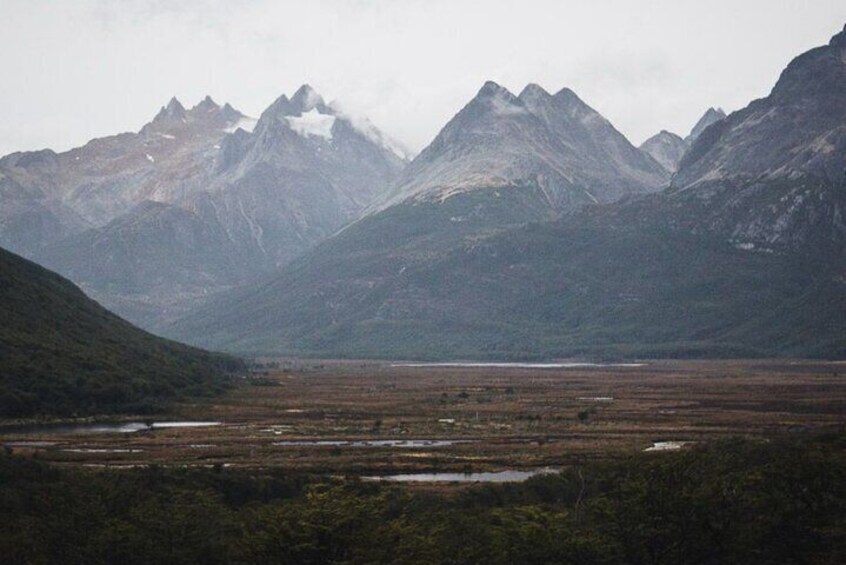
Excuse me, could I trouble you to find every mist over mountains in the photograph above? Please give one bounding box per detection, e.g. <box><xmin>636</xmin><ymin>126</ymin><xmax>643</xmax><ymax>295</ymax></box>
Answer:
<box><xmin>2</xmin><ymin>24</ymin><xmax>845</xmax><ymax>360</ymax></box>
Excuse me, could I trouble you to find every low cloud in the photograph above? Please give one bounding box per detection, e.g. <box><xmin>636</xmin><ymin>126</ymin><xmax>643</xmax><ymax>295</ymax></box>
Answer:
<box><xmin>1</xmin><ymin>0</ymin><xmax>845</xmax><ymax>155</ymax></box>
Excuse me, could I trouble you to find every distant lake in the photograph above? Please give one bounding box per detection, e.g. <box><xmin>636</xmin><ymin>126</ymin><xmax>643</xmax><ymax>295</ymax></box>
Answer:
<box><xmin>392</xmin><ymin>362</ymin><xmax>645</xmax><ymax>369</ymax></box>
<box><xmin>273</xmin><ymin>439</ymin><xmax>471</xmax><ymax>448</ymax></box>
<box><xmin>367</xmin><ymin>468</ymin><xmax>558</xmax><ymax>483</ymax></box>
<box><xmin>1</xmin><ymin>421</ymin><xmax>222</xmax><ymax>436</ymax></box>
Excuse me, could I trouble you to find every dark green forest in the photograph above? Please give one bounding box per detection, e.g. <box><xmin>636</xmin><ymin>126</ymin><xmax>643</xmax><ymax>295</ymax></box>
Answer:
<box><xmin>0</xmin><ymin>247</ymin><xmax>243</xmax><ymax>417</ymax></box>
<box><xmin>2</xmin><ymin>434</ymin><xmax>844</xmax><ymax>564</ymax></box>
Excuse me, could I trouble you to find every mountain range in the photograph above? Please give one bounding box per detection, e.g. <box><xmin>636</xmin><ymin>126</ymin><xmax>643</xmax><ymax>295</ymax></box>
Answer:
<box><xmin>1</xmin><ymin>24</ymin><xmax>844</xmax><ymax>362</ymax></box>
<box><xmin>165</xmin><ymin>24</ymin><xmax>846</xmax><ymax>359</ymax></box>
<box><xmin>0</xmin><ymin>86</ymin><xmax>406</xmax><ymax>326</ymax></box>
<box><xmin>378</xmin><ymin>81</ymin><xmax>668</xmax><ymax>212</ymax></box>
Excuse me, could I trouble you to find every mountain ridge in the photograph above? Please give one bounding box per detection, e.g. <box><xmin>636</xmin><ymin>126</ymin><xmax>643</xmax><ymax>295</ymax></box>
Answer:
<box><xmin>376</xmin><ymin>80</ymin><xmax>668</xmax><ymax>214</ymax></box>
<box><xmin>166</xmin><ymin>25</ymin><xmax>846</xmax><ymax>360</ymax></box>
<box><xmin>0</xmin><ymin>245</ymin><xmax>243</xmax><ymax>417</ymax></box>
<box><xmin>2</xmin><ymin>86</ymin><xmax>407</xmax><ymax>328</ymax></box>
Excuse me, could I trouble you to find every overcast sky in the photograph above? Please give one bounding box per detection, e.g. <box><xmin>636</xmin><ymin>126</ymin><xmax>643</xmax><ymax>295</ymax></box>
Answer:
<box><xmin>2</xmin><ymin>0</ymin><xmax>845</xmax><ymax>156</ymax></box>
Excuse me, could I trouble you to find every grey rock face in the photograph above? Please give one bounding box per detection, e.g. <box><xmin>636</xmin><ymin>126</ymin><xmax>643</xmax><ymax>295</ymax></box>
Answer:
<box><xmin>684</xmin><ymin>107</ymin><xmax>727</xmax><ymax>145</ymax></box>
<box><xmin>639</xmin><ymin>108</ymin><xmax>727</xmax><ymax>175</ymax></box>
<box><xmin>671</xmin><ymin>25</ymin><xmax>846</xmax><ymax>249</ymax></box>
<box><xmin>167</xmin><ymin>26</ymin><xmax>846</xmax><ymax>360</ymax></box>
<box><xmin>0</xmin><ymin>86</ymin><xmax>407</xmax><ymax>327</ymax></box>
<box><xmin>639</xmin><ymin>130</ymin><xmax>687</xmax><ymax>173</ymax></box>
<box><xmin>164</xmin><ymin>82</ymin><xmax>673</xmax><ymax>352</ymax></box>
<box><xmin>378</xmin><ymin>81</ymin><xmax>668</xmax><ymax>214</ymax></box>
<box><xmin>0</xmin><ymin>96</ymin><xmax>243</xmax><ymax>249</ymax></box>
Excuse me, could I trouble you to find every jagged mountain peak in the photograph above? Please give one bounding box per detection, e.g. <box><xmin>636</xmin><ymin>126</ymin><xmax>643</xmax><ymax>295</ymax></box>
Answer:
<box><xmin>669</xmin><ymin>24</ymin><xmax>846</xmax><ymax>249</ymax></box>
<box><xmin>686</xmin><ymin>107</ymin><xmax>726</xmax><ymax>142</ymax></box>
<box><xmin>475</xmin><ymin>81</ymin><xmax>520</xmax><ymax>102</ymax></box>
<box><xmin>256</xmin><ymin>94</ymin><xmax>293</xmax><ymax>127</ymax></box>
<box><xmin>291</xmin><ymin>84</ymin><xmax>327</xmax><ymax>114</ymax></box>
<box><xmin>166</xmin><ymin>96</ymin><xmax>185</xmax><ymax>112</ymax></box>
<box><xmin>193</xmin><ymin>95</ymin><xmax>220</xmax><ymax>113</ymax></box>
<box><xmin>549</xmin><ymin>87</ymin><xmax>604</xmax><ymax>122</ymax></box>
<box><xmin>767</xmin><ymin>24</ymin><xmax>846</xmax><ymax>105</ymax></box>
<box><xmin>144</xmin><ymin>95</ymin><xmax>243</xmax><ymax>135</ymax></box>
<box><xmin>381</xmin><ymin>79</ymin><xmax>667</xmax><ymax>210</ymax></box>
<box><xmin>700</xmin><ymin>107</ymin><xmax>726</xmax><ymax>123</ymax></box>
<box><xmin>642</xmin><ymin>130</ymin><xmax>685</xmax><ymax>145</ymax></box>
<box><xmin>677</xmin><ymin>23</ymin><xmax>846</xmax><ymax>189</ymax></box>
<box><xmin>468</xmin><ymin>81</ymin><xmax>527</xmax><ymax>117</ymax></box>
<box><xmin>553</xmin><ymin>87</ymin><xmax>585</xmax><ymax>105</ymax></box>
<box><xmin>640</xmin><ymin>130</ymin><xmax>687</xmax><ymax>173</ymax></box>
<box><xmin>220</xmin><ymin>102</ymin><xmax>242</xmax><ymax>122</ymax></box>
<box><xmin>151</xmin><ymin>97</ymin><xmax>188</xmax><ymax>123</ymax></box>
<box><xmin>256</xmin><ymin>86</ymin><xmax>335</xmax><ymax>131</ymax></box>
<box><xmin>477</xmin><ymin>80</ymin><xmax>511</xmax><ymax>96</ymax></box>
<box><xmin>518</xmin><ymin>83</ymin><xmax>552</xmax><ymax>103</ymax></box>
<box><xmin>829</xmin><ymin>22</ymin><xmax>846</xmax><ymax>47</ymax></box>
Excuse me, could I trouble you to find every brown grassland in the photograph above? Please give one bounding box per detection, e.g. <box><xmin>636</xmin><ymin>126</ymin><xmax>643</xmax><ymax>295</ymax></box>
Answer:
<box><xmin>3</xmin><ymin>360</ymin><xmax>845</xmax><ymax>479</ymax></box>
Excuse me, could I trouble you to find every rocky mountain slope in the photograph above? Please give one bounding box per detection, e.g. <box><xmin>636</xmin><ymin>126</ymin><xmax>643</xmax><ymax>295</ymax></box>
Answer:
<box><xmin>639</xmin><ymin>130</ymin><xmax>687</xmax><ymax>173</ymax></box>
<box><xmin>685</xmin><ymin>107</ymin><xmax>727</xmax><ymax>145</ymax></box>
<box><xmin>167</xmin><ymin>25</ymin><xmax>846</xmax><ymax>359</ymax></box>
<box><xmin>0</xmin><ymin>96</ymin><xmax>246</xmax><ymax>251</ymax></box>
<box><xmin>669</xmin><ymin>27</ymin><xmax>846</xmax><ymax>250</ymax></box>
<box><xmin>379</xmin><ymin>81</ymin><xmax>668</xmax><ymax>213</ymax></box>
<box><xmin>1</xmin><ymin>86</ymin><xmax>407</xmax><ymax>327</ymax></box>
<box><xmin>0</xmin><ymin>245</ymin><xmax>242</xmax><ymax>417</ymax></box>
<box><xmin>639</xmin><ymin>108</ymin><xmax>727</xmax><ymax>174</ymax></box>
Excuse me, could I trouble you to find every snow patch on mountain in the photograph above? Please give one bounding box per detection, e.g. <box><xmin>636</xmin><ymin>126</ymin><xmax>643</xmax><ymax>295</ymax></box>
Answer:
<box><xmin>285</xmin><ymin>109</ymin><xmax>336</xmax><ymax>140</ymax></box>
<box><xmin>224</xmin><ymin>116</ymin><xmax>258</xmax><ymax>134</ymax></box>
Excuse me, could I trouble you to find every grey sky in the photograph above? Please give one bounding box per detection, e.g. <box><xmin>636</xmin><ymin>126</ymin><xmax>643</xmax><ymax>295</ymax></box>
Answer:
<box><xmin>2</xmin><ymin>0</ymin><xmax>845</xmax><ymax>156</ymax></box>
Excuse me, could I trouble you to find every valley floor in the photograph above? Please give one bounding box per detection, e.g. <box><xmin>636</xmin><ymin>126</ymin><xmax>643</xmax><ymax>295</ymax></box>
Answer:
<box><xmin>3</xmin><ymin>359</ymin><xmax>844</xmax><ymax>476</ymax></box>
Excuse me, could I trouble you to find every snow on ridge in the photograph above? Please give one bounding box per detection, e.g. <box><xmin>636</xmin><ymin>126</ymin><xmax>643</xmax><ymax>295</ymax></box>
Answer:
<box><xmin>224</xmin><ymin>116</ymin><xmax>258</xmax><ymax>134</ymax></box>
<box><xmin>285</xmin><ymin>108</ymin><xmax>336</xmax><ymax>140</ymax></box>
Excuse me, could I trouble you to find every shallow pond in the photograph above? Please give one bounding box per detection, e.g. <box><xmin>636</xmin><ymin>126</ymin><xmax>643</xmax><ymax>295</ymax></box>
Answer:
<box><xmin>393</xmin><ymin>362</ymin><xmax>645</xmax><ymax>369</ymax></box>
<box><xmin>2</xmin><ymin>421</ymin><xmax>222</xmax><ymax>436</ymax></box>
<box><xmin>63</xmin><ymin>448</ymin><xmax>144</xmax><ymax>453</ymax></box>
<box><xmin>273</xmin><ymin>439</ymin><xmax>471</xmax><ymax>448</ymax></box>
<box><xmin>644</xmin><ymin>441</ymin><xmax>692</xmax><ymax>452</ymax></box>
<box><xmin>367</xmin><ymin>468</ymin><xmax>558</xmax><ymax>483</ymax></box>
